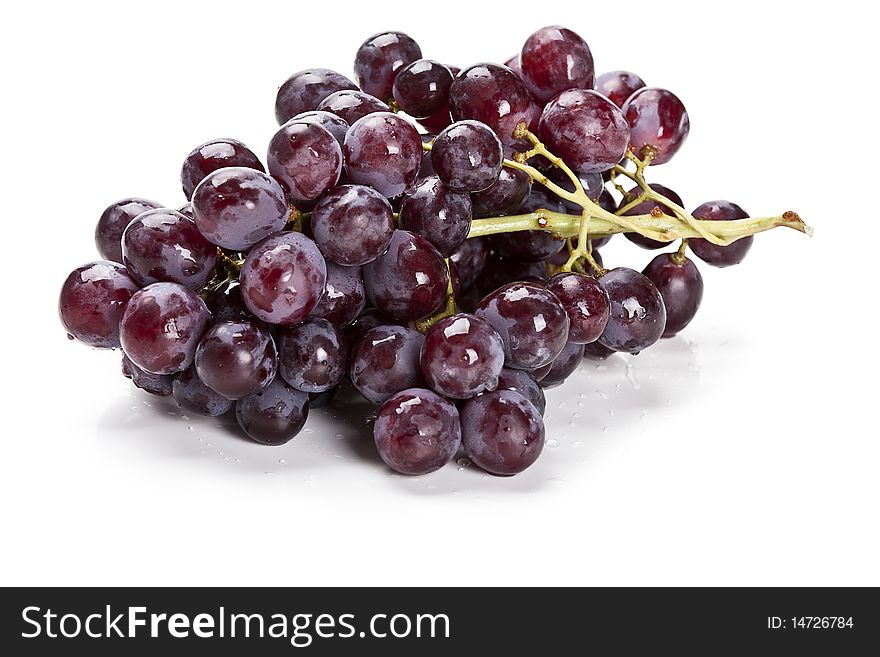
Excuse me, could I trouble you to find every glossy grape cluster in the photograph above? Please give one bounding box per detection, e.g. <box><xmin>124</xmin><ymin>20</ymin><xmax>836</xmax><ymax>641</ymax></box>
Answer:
<box><xmin>60</xmin><ymin>25</ymin><xmax>776</xmax><ymax>478</ymax></box>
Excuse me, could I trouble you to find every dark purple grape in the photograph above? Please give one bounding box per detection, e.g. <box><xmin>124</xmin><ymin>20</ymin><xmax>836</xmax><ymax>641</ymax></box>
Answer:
<box><xmin>546</xmin><ymin>245</ymin><xmax>605</xmax><ymax>271</ymax></box>
<box><xmin>344</xmin><ymin>308</ymin><xmax>395</xmax><ymax>345</ymax></box>
<box><xmin>192</xmin><ymin>167</ymin><xmax>289</xmax><ymax>251</ymax></box>
<box><xmin>456</xmin><ymin>286</ymin><xmax>484</xmax><ymax>315</ymax></box>
<box><xmin>343</xmin><ymin>112</ymin><xmax>423</xmax><ymax>198</ymax></box>
<box><xmin>545</xmin><ymin>247</ymin><xmax>570</xmax><ymax>268</ymax></box>
<box><xmin>317</xmin><ymin>89</ymin><xmax>390</xmax><ymax>125</ymax></box>
<box><xmin>172</xmin><ymin>364</ymin><xmax>233</xmax><ymax>417</ymax></box>
<box><xmin>119</xmin><ymin>282</ymin><xmax>211</xmax><ymax>374</ymax></box>
<box><xmin>60</xmin><ymin>261</ymin><xmax>139</xmax><ymax>349</ymax></box>
<box><xmin>275</xmin><ymin>68</ymin><xmax>357</xmax><ymax>125</ymax></box>
<box><xmin>398</xmin><ymin>176</ymin><xmax>472</xmax><ymax>256</ymax></box>
<box><xmin>519</xmin><ymin>185</ymin><xmax>569</xmax><ymax>214</ymax></box>
<box><xmin>598</xmin><ymin>268</ymin><xmax>667</xmax><ymax>354</ymax></box>
<box><xmin>620</xmin><ymin>184</ymin><xmax>684</xmax><ymax>250</ymax></box>
<box><xmin>349</xmin><ymin>325</ymin><xmax>425</xmax><ymax>404</ymax></box>
<box><xmin>475</xmin><ymin>281</ymin><xmax>569</xmax><ymax>370</ymax></box>
<box><xmin>547</xmin><ymin>168</ymin><xmax>605</xmax><ymax>210</ymax></box>
<box><xmin>622</xmin><ymin>87</ymin><xmax>689</xmax><ymax>165</ymax></box>
<box><xmin>449</xmin><ymin>236</ymin><xmax>489</xmax><ymax>290</ymax></box>
<box><xmin>595</xmin><ymin>70</ymin><xmax>647</xmax><ymax>108</ymax></box>
<box><xmin>493</xmin><ymin>230</ymin><xmax>565</xmax><ymax>263</ymax></box>
<box><xmin>643</xmin><ymin>253</ymin><xmax>704</xmax><ymax>337</ymax></box>
<box><xmin>235</xmin><ymin>377</ymin><xmax>309</xmax><ymax>445</ymax></box>
<box><xmin>496</xmin><ymin>367</ymin><xmax>545</xmax><ymax>415</ymax></box>
<box><xmin>539</xmin><ymin>89</ymin><xmax>630</xmax><ymax>174</ymax></box>
<box><xmin>597</xmin><ymin>188</ymin><xmax>616</xmax><ymax>213</ymax></box>
<box><xmin>538</xmin><ymin>341</ymin><xmax>585</xmax><ymax>388</ymax></box>
<box><xmin>689</xmin><ymin>201</ymin><xmax>753</xmax><ymax>267</ymax></box>
<box><xmin>417</xmin><ymin>107</ymin><xmax>453</xmax><ymax>133</ymax></box>
<box><xmin>475</xmin><ymin>257</ymin><xmax>549</xmax><ymax>299</ymax></box>
<box><xmin>449</xmin><ymin>63</ymin><xmax>540</xmax><ymax>147</ymax></box>
<box><xmin>547</xmin><ymin>272</ymin><xmax>610</xmax><ymax>344</ymax></box>
<box><xmin>290</xmin><ymin>110</ymin><xmax>349</xmax><ymax>147</ymax></box>
<box><xmin>205</xmin><ymin>281</ymin><xmax>253</xmax><ymax>324</ymax></box>
<box><xmin>308</xmin><ymin>386</ymin><xmax>338</xmax><ymax>409</ymax></box>
<box><xmin>122</xmin><ymin>354</ymin><xmax>173</xmax><ymax>396</ymax></box>
<box><xmin>362</xmin><ymin>230</ymin><xmax>449</xmax><ymax>322</ymax></box>
<box><xmin>195</xmin><ymin>321</ymin><xmax>277</xmax><ymax>400</ymax></box>
<box><xmin>239</xmin><ymin>232</ymin><xmax>327</xmax><ymax>326</ymax></box>
<box><xmin>354</xmin><ymin>31</ymin><xmax>422</xmax><ymax>101</ymax></box>
<box><xmin>461</xmin><ymin>389</ymin><xmax>544</xmax><ymax>476</ymax></box>
<box><xmin>392</xmin><ymin>59</ymin><xmax>454</xmax><ymax>119</ymax></box>
<box><xmin>530</xmin><ymin>362</ymin><xmax>552</xmax><ymax>381</ymax></box>
<box><xmin>583</xmin><ymin>340</ymin><xmax>615</xmax><ymax>360</ymax></box>
<box><xmin>590</xmin><ymin>190</ymin><xmax>615</xmax><ymax>249</ymax></box>
<box><xmin>310</xmin><ymin>262</ymin><xmax>366</xmax><ymax>327</ymax></box>
<box><xmin>180</xmin><ymin>138</ymin><xmax>264</xmax><ymax>201</ymax></box>
<box><xmin>374</xmin><ymin>388</ymin><xmax>460</xmax><ymax>475</ymax></box>
<box><xmin>95</xmin><ymin>198</ymin><xmax>162</xmax><ymax>263</ymax></box>
<box><xmin>268</xmin><ymin>121</ymin><xmax>342</xmax><ymax>206</ymax></box>
<box><xmin>447</xmin><ymin>259</ymin><xmax>463</xmax><ymax>299</ymax></box>
<box><xmin>504</xmin><ymin>54</ymin><xmax>523</xmax><ymax>79</ymax></box>
<box><xmin>310</xmin><ymin>184</ymin><xmax>395</xmax><ymax>266</ymax></box>
<box><xmin>519</xmin><ymin>25</ymin><xmax>595</xmax><ymax>102</ymax></box>
<box><xmin>471</xmin><ymin>167</ymin><xmax>531</xmax><ymax>218</ymax></box>
<box><xmin>121</xmin><ymin>208</ymin><xmax>217</xmax><ymax>289</ymax></box>
<box><xmin>420</xmin><ymin>313</ymin><xmax>504</xmax><ymax>399</ymax></box>
<box><xmin>278</xmin><ymin>318</ymin><xmax>347</xmax><ymax>393</ymax></box>
<box><xmin>431</xmin><ymin>120</ymin><xmax>503</xmax><ymax>193</ymax></box>
<box><xmin>418</xmin><ymin>135</ymin><xmax>436</xmax><ymax>178</ymax></box>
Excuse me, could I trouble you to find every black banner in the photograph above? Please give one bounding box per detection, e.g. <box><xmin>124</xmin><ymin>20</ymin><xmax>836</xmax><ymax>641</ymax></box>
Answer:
<box><xmin>1</xmin><ymin>587</ymin><xmax>876</xmax><ymax>654</ymax></box>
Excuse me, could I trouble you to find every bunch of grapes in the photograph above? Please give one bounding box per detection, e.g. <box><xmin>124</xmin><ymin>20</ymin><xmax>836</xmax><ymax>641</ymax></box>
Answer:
<box><xmin>59</xmin><ymin>26</ymin><xmax>810</xmax><ymax>477</ymax></box>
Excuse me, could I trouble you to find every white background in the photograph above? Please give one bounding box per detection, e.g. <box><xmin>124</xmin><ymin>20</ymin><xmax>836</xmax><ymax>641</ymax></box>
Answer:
<box><xmin>1</xmin><ymin>1</ymin><xmax>876</xmax><ymax>586</ymax></box>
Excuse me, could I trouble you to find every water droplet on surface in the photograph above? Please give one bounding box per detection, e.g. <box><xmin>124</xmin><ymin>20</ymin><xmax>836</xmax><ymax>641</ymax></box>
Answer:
<box><xmin>545</xmin><ymin>438</ymin><xmax>560</xmax><ymax>448</ymax></box>
<box><xmin>625</xmin><ymin>363</ymin><xmax>641</xmax><ymax>389</ymax></box>
<box><xmin>187</xmin><ymin>426</ymin><xmax>194</xmax><ymax>432</ymax></box>
<box><xmin>278</xmin><ymin>459</ymin><xmax>286</xmax><ymax>465</ymax></box>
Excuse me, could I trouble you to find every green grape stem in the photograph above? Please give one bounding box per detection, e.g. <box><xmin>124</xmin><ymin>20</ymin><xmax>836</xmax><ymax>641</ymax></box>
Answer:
<box><xmin>421</xmin><ymin>125</ymin><xmax>812</xmax><ymax>273</ymax></box>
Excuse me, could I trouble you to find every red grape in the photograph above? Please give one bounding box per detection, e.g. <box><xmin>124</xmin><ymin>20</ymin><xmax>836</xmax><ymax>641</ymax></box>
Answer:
<box><xmin>60</xmin><ymin>261</ymin><xmax>140</xmax><ymax>349</ymax></box>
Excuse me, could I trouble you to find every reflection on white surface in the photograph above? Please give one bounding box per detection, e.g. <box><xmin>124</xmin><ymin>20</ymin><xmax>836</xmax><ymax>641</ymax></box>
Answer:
<box><xmin>97</xmin><ymin>337</ymin><xmax>699</xmax><ymax>496</ymax></box>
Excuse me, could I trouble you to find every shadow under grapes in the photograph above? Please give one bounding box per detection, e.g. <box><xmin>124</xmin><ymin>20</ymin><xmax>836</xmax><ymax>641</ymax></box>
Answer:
<box><xmin>95</xmin><ymin>336</ymin><xmax>700</xmax><ymax>495</ymax></box>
